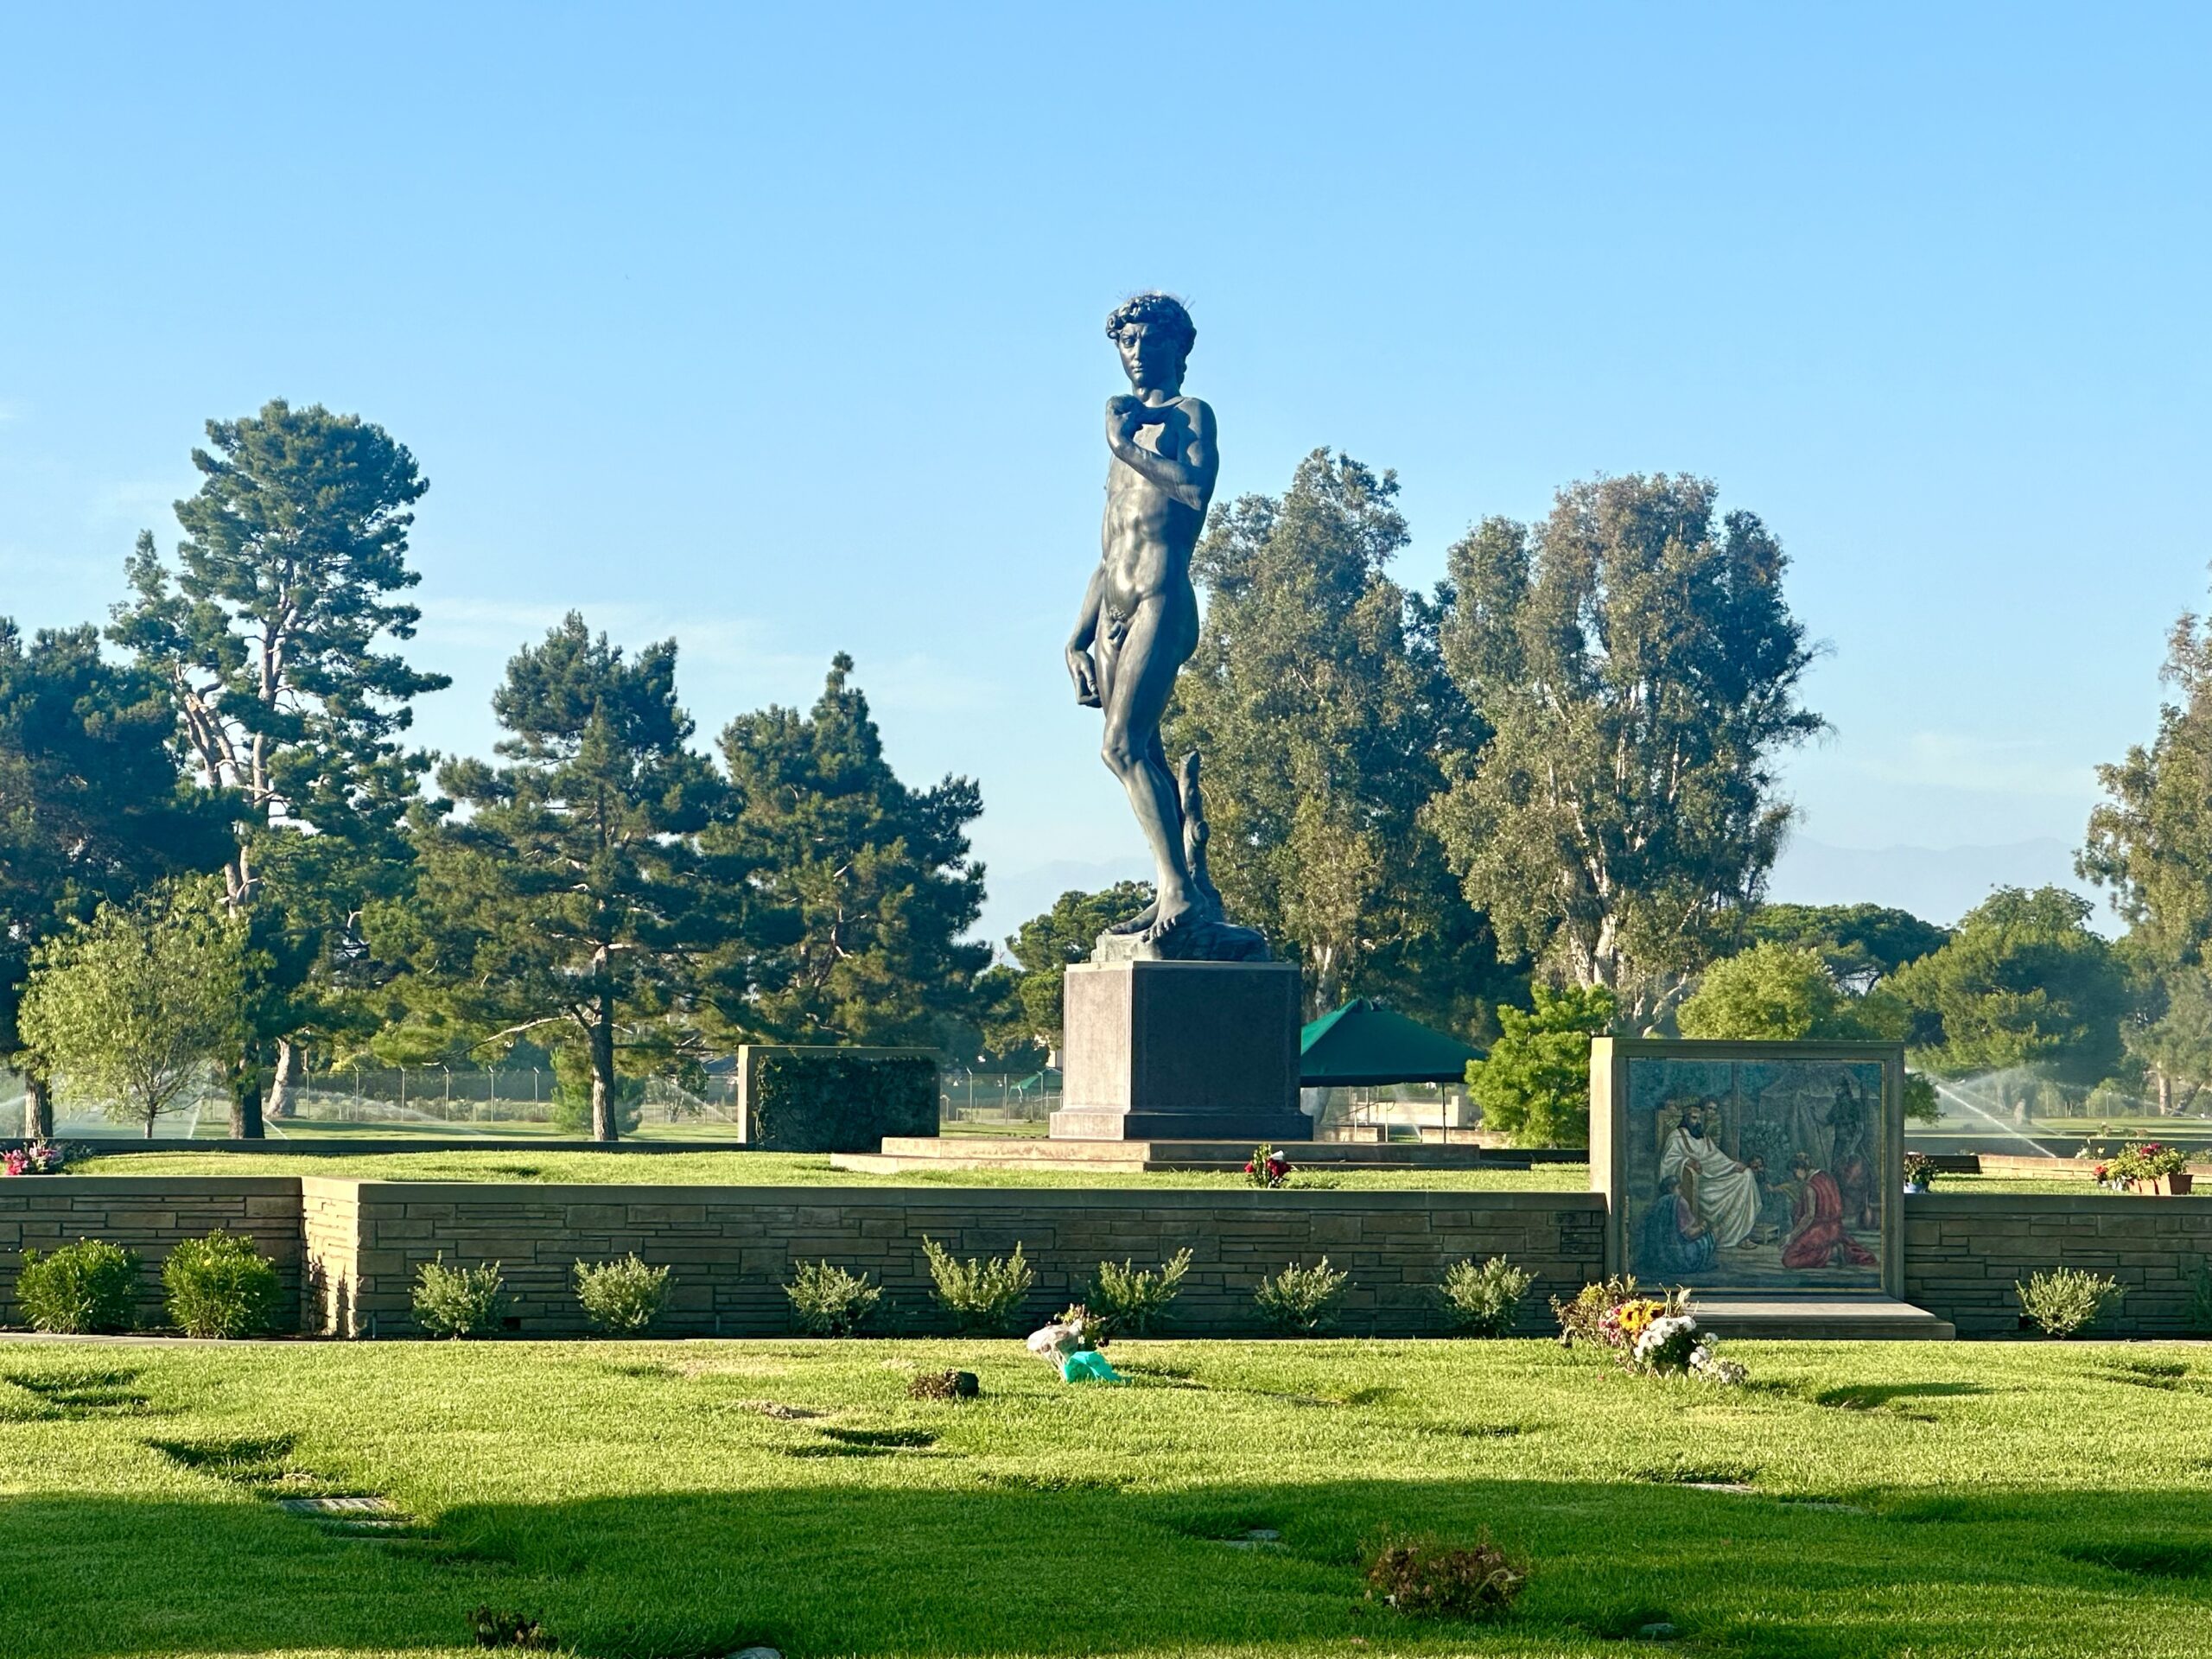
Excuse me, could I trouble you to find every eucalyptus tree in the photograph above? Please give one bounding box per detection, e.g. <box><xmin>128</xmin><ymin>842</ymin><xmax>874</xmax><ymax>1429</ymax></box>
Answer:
<box><xmin>109</xmin><ymin>400</ymin><xmax>448</xmax><ymax>1134</ymax></box>
<box><xmin>2081</xmin><ymin>601</ymin><xmax>2212</xmax><ymax>1109</ymax></box>
<box><xmin>1427</xmin><ymin>474</ymin><xmax>1821</xmax><ymax>1027</ymax></box>
<box><xmin>1166</xmin><ymin>449</ymin><xmax>1507</xmax><ymax>1027</ymax></box>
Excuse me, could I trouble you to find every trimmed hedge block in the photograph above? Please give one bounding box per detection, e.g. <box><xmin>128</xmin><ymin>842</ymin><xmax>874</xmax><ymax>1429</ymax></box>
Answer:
<box><xmin>737</xmin><ymin>1046</ymin><xmax>939</xmax><ymax>1153</ymax></box>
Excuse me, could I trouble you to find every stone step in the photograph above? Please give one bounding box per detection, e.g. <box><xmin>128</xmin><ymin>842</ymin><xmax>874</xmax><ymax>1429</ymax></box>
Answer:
<box><xmin>1691</xmin><ymin>1295</ymin><xmax>1955</xmax><ymax>1341</ymax></box>
<box><xmin>870</xmin><ymin>1135</ymin><xmax>1542</xmax><ymax>1173</ymax></box>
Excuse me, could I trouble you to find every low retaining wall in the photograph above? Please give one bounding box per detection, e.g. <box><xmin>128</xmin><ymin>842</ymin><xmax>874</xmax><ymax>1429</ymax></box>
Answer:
<box><xmin>8</xmin><ymin>1178</ymin><xmax>2209</xmax><ymax>1340</ymax></box>
<box><xmin>0</xmin><ymin>1178</ymin><xmax>304</xmax><ymax>1331</ymax></box>
<box><xmin>1904</xmin><ymin>1192</ymin><xmax>2212</xmax><ymax>1336</ymax></box>
<box><xmin>304</xmin><ymin>1180</ymin><xmax>1605</xmax><ymax>1338</ymax></box>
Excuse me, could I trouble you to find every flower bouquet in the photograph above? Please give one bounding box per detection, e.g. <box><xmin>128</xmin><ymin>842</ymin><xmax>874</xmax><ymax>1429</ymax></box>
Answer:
<box><xmin>1243</xmin><ymin>1144</ymin><xmax>1292</xmax><ymax>1189</ymax></box>
<box><xmin>1026</xmin><ymin>1302</ymin><xmax>1122</xmax><ymax>1382</ymax></box>
<box><xmin>1629</xmin><ymin>1311</ymin><xmax>1745</xmax><ymax>1384</ymax></box>
<box><xmin>3</xmin><ymin>1141</ymin><xmax>65</xmax><ymax>1177</ymax></box>
<box><xmin>1902</xmin><ymin>1152</ymin><xmax>1938</xmax><ymax>1193</ymax></box>
<box><xmin>2101</xmin><ymin>1142</ymin><xmax>2194</xmax><ymax>1197</ymax></box>
<box><xmin>1578</xmin><ymin>1291</ymin><xmax>1745</xmax><ymax>1384</ymax></box>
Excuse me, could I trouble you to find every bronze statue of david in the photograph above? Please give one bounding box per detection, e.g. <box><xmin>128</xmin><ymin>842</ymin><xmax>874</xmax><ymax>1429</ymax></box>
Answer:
<box><xmin>1065</xmin><ymin>294</ymin><xmax>1264</xmax><ymax>962</ymax></box>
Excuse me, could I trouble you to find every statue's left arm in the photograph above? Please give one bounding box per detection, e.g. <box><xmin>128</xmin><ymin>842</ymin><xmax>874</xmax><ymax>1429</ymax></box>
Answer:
<box><xmin>1106</xmin><ymin>396</ymin><xmax>1217</xmax><ymax>512</ymax></box>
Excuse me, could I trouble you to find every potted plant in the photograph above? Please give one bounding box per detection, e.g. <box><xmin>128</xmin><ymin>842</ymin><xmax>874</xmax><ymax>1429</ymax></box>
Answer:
<box><xmin>1902</xmin><ymin>1152</ymin><xmax>1938</xmax><ymax>1194</ymax></box>
<box><xmin>2102</xmin><ymin>1141</ymin><xmax>2195</xmax><ymax>1197</ymax></box>
<box><xmin>2</xmin><ymin>1141</ymin><xmax>66</xmax><ymax>1176</ymax></box>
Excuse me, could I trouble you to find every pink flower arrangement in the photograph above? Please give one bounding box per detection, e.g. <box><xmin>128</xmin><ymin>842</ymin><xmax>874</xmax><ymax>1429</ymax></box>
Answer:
<box><xmin>3</xmin><ymin>1141</ymin><xmax>65</xmax><ymax>1176</ymax></box>
<box><xmin>1243</xmin><ymin>1144</ymin><xmax>1293</xmax><ymax>1189</ymax></box>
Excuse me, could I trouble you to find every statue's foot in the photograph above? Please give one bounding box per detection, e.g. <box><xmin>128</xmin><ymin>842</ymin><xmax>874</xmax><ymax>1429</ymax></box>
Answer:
<box><xmin>1105</xmin><ymin>899</ymin><xmax>1159</xmax><ymax>936</ymax></box>
<box><xmin>1141</xmin><ymin>891</ymin><xmax>1220</xmax><ymax>946</ymax></box>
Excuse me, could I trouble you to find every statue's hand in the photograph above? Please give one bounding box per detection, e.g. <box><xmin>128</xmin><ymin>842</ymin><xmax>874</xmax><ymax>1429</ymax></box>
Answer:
<box><xmin>1105</xmin><ymin>394</ymin><xmax>1154</xmax><ymax>442</ymax></box>
<box><xmin>1066</xmin><ymin>646</ymin><xmax>1101</xmax><ymax>708</ymax></box>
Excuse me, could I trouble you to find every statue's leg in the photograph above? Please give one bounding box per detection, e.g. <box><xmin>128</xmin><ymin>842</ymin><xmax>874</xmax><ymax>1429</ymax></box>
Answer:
<box><xmin>1092</xmin><ymin>626</ymin><xmax>1158</xmax><ymax>937</ymax></box>
<box><xmin>1100</xmin><ymin>596</ymin><xmax>1201</xmax><ymax>930</ymax></box>
<box><xmin>1099</xmin><ymin>733</ymin><xmax>1180</xmax><ymax>937</ymax></box>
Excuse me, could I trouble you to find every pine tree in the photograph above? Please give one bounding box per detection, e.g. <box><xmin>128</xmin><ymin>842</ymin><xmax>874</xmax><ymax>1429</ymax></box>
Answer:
<box><xmin>387</xmin><ymin>615</ymin><xmax>731</xmax><ymax>1141</ymax></box>
<box><xmin>108</xmin><ymin>401</ymin><xmax>448</xmax><ymax>1135</ymax></box>
<box><xmin>707</xmin><ymin>655</ymin><xmax>988</xmax><ymax>1048</ymax></box>
<box><xmin>1889</xmin><ymin>887</ymin><xmax>2126</xmax><ymax>1119</ymax></box>
<box><xmin>0</xmin><ymin>621</ymin><xmax>233</xmax><ymax>1135</ymax></box>
<box><xmin>994</xmin><ymin>882</ymin><xmax>1154</xmax><ymax>1059</ymax></box>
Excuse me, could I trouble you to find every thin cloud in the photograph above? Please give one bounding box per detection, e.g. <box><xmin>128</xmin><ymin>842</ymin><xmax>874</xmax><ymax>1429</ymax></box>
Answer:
<box><xmin>86</xmin><ymin>477</ymin><xmax>181</xmax><ymax>528</ymax></box>
<box><xmin>1853</xmin><ymin>731</ymin><xmax>2096</xmax><ymax>800</ymax></box>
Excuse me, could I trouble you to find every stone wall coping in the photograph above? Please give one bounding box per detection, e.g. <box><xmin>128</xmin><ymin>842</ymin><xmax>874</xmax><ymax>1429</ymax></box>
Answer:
<box><xmin>1909</xmin><ymin>1192</ymin><xmax>2212</xmax><ymax>1215</ymax></box>
<box><xmin>325</xmin><ymin>1179</ymin><xmax>1607</xmax><ymax>1212</ymax></box>
<box><xmin>3</xmin><ymin>1176</ymin><xmax>304</xmax><ymax>1198</ymax></box>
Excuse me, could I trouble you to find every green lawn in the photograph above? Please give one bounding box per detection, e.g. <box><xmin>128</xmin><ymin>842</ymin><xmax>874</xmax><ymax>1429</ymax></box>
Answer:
<box><xmin>67</xmin><ymin>1149</ymin><xmax>1592</xmax><ymax>1191</ymax></box>
<box><xmin>3</xmin><ymin>1336</ymin><xmax>2211</xmax><ymax>1657</ymax></box>
<box><xmin>64</xmin><ymin>1148</ymin><xmax>2131</xmax><ymax>1197</ymax></box>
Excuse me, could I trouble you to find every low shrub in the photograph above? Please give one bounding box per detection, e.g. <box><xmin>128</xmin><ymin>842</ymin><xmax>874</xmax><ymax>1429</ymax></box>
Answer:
<box><xmin>1439</xmin><ymin>1255</ymin><xmax>1533</xmax><ymax>1338</ymax></box>
<box><xmin>572</xmin><ymin>1255</ymin><xmax>671</xmax><ymax>1336</ymax></box>
<box><xmin>413</xmin><ymin>1255</ymin><xmax>507</xmax><ymax>1338</ymax></box>
<box><xmin>920</xmin><ymin>1236</ymin><xmax>1033</xmax><ymax>1334</ymax></box>
<box><xmin>785</xmin><ymin>1260</ymin><xmax>882</xmax><ymax>1336</ymax></box>
<box><xmin>1255</xmin><ymin>1257</ymin><xmax>1349</xmax><ymax>1334</ymax></box>
<box><xmin>1090</xmin><ymin>1249</ymin><xmax>1192</xmax><ymax>1337</ymax></box>
<box><xmin>908</xmin><ymin>1369</ymin><xmax>981</xmax><ymax>1401</ymax></box>
<box><xmin>1363</xmin><ymin>1530</ymin><xmax>1528</xmax><ymax>1619</ymax></box>
<box><xmin>2018</xmin><ymin>1267</ymin><xmax>2124</xmax><ymax>1338</ymax></box>
<box><xmin>162</xmin><ymin>1231</ymin><xmax>283</xmax><ymax>1338</ymax></box>
<box><xmin>16</xmin><ymin>1239</ymin><xmax>138</xmax><ymax>1333</ymax></box>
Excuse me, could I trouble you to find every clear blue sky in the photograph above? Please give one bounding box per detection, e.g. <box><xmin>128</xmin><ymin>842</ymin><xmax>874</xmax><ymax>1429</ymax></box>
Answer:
<box><xmin>3</xmin><ymin>4</ymin><xmax>2204</xmax><ymax>941</ymax></box>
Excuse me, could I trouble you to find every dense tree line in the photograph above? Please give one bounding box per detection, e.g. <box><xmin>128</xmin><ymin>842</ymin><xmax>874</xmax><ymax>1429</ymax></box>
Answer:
<box><xmin>28</xmin><ymin>396</ymin><xmax>2164</xmax><ymax>1148</ymax></box>
<box><xmin>3</xmin><ymin>402</ymin><xmax>988</xmax><ymax>1141</ymax></box>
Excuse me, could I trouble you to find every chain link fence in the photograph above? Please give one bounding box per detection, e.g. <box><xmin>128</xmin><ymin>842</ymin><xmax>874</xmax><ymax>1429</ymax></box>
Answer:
<box><xmin>9</xmin><ymin>1062</ymin><xmax>1063</xmax><ymax>1140</ymax></box>
<box><xmin>938</xmin><ymin>1068</ymin><xmax>1059</xmax><ymax>1135</ymax></box>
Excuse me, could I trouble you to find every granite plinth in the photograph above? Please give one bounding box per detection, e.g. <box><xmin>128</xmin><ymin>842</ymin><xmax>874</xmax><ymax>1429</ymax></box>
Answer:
<box><xmin>1049</xmin><ymin>959</ymin><xmax>1308</xmax><ymax>1142</ymax></box>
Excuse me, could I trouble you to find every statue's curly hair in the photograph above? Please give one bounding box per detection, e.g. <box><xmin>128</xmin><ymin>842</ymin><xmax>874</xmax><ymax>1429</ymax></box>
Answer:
<box><xmin>1104</xmin><ymin>291</ymin><xmax>1195</xmax><ymax>359</ymax></box>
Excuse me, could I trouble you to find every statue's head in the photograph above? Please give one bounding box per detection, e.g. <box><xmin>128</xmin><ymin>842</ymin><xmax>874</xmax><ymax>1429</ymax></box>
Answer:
<box><xmin>1106</xmin><ymin>291</ymin><xmax>1195</xmax><ymax>392</ymax></box>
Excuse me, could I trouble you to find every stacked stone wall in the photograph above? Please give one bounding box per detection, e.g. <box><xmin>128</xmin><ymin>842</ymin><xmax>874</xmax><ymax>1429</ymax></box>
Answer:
<box><xmin>1904</xmin><ymin>1192</ymin><xmax>2212</xmax><ymax>1336</ymax></box>
<box><xmin>11</xmin><ymin>1178</ymin><xmax>2209</xmax><ymax>1341</ymax></box>
<box><xmin>334</xmin><ymin>1184</ymin><xmax>1605</xmax><ymax>1338</ymax></box>
<box><xmin>0</xmin><ymin>1177</ymin><xmax>302</xmax><ymax>1331</ymax></box>
<box><xmin>300</xmin><ymin>1176</ymin><xmax>365</xmax><ymax>1336</ymax></box>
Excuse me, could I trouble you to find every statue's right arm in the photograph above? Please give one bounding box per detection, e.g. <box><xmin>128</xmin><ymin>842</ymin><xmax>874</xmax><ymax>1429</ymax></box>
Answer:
<box><xmin>1065</xmin><ymin>565</ymin><xmax>1103</xmax><ymax>706</ymax></box>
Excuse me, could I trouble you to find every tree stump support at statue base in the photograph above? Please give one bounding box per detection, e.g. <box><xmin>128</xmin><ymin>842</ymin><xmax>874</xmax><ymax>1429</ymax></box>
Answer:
<box><xmin>1049</xmin><ymin>959</ymin><xmax>1311</xmax><ymax>1142</ymax></box>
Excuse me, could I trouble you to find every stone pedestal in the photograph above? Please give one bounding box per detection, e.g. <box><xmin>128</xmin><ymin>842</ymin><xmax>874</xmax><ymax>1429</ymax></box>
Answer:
<box><xmin>1049</xmin><ymin>959</ymin><xmax>1310</xmax><ymax>1142</ymax></box>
